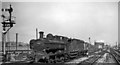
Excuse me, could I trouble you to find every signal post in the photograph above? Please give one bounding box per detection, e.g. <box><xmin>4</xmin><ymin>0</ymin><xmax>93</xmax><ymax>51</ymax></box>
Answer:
<box><xmin>1</xmin><ymin>4</ymin><xmax>15</xmax><ymax>62</ymax></box>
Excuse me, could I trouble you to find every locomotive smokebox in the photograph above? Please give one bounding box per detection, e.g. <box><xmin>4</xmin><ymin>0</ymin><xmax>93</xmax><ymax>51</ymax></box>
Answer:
<box><xmin>39</xmin><ymin>31</ymin><xmax>44</xmax><ymax>39</ymax></box>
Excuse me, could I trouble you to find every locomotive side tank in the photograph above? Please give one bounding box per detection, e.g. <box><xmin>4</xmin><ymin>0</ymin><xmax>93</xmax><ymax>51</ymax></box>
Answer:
<box><xmin>29</xmin><ymin>31</ymin><xmax>87</xmax><ymax>63</ymax></box>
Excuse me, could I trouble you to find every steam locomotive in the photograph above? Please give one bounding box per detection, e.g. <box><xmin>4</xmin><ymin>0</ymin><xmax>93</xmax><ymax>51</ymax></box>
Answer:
<box><xmin>28</xmin><ymin>31</ymin><xmax>88</xmax><ymax>63</ymax></box>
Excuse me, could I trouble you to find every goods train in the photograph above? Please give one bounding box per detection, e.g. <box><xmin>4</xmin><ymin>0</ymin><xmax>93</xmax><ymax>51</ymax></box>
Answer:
<box><xmin>28</xmin><ymin>31</ymin><xmax>88</xmax><ymax>63</ymax></box>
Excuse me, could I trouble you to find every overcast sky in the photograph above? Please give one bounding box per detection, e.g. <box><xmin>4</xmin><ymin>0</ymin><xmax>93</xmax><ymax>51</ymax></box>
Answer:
<box><xmin>0</xmin><ymin>2</ymin><xmax>118</xmax><ymax>46</ymax></box>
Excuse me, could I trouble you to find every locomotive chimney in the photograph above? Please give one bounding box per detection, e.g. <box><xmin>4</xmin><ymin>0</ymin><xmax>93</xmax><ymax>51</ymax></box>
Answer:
<box><xmin>39</xmin><ymin>31</ymin><xmax>44</xmax><ymax>39</ymax></box>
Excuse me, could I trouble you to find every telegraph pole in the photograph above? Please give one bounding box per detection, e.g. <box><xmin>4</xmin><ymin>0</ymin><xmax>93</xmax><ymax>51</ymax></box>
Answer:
<box><xmin>1</xmin><ymin>4</ymin><xmax>15</xmax><ymax>62</ymax></box>
<box><xmin>88</xmin><ymin>37</ymin><xmax>91</xmax><ymax>50</ymax></box>
<box><xmin>89</xmin><ymin>37</ymin><xmax>91</xmax><ymax>44</ymax></box>
<box><xmin>16</xmin><ymin>33</ymin><xmax>18</xmax><ymax>51</ymax></box>
<box><xmin>116</xmin><ymin>42</ymin><xmax>118</xmax><ymax>49</ymax></box>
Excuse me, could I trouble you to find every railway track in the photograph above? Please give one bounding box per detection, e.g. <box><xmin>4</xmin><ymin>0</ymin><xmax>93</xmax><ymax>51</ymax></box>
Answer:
<box><xmin>79</xmin><ymin>54</ymin><xmax>103</xmax><ymax>65</ymax></box>
<box><xmin>81</xmin><ymin>50</ymin><xmax>120</xmax><ymax>65</ymax></box>
<box><xmin>111</xmin><ymin>53</ymin><xmax>120</xmax><ymax>65</ymax></box>
<box><xmin>115</xmin><ymin>49</ymin><xmax>120</xmax><ymax>55</ymax></box>
<box><xmin>1</xmin><ymin>50</ymin><xmax>107</xmax><ymax>65</ymax></box>
<box><xmin>65</xmin><ymin>50</ymin><xmax>106</xmax><ymax>65</ymax></box>
<box><xmin>110</xmin><ymin>48</ymin><xmax>120</xmax><ymax>65</ymax></box>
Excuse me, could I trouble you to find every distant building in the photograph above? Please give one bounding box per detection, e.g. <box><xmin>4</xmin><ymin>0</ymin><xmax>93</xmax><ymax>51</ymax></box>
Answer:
<box><xmin>84</xmin><ymin>42</ymin><xmax>96</xmax><ymax>52</ymax></box>
<box><xmin>94</xmin><ymin>41</ymin><xmax>104</xmax><ymax>49</ymax></box>
<box><xmin>4</xmin><ymin>41</ymin><xmax>30</xmax><ymax>54</ymax></box>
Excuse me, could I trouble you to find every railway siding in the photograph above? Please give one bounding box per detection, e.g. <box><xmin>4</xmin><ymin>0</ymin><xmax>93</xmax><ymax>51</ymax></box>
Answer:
<box><xmin>65</xmin><ymin>55</ymin><xmax>94</xmax><ymax>64</ymax></box>
<box><xmin>110</xmin><ymin>49</ymin><xmax>120</xmax><ymax>65</ymax></box>
<box><xmin>96</xmin><ymin>53</ymin><xmax>116</xmax><ymax>63</ymax></box>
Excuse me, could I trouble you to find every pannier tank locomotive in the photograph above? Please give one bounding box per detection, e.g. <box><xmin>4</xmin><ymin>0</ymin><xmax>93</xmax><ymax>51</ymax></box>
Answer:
<box><xmin>29</xmin><ymin>31</ymin><xmax>88</xmax><ymax>63</ymax></box>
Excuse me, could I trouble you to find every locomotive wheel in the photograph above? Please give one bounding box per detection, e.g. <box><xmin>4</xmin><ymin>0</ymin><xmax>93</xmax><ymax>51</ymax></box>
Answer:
<box><xmin>54</xmin><ymin>56</ymin><xmax>64</xmax><ymax>63</ymax></box>
<box><xmin>55</xmin><ymin>57</ymin><xmax>59</xmax><ymax>63</ymax></box>
<box><xmin>59</xmin><ymin>57</ymin><xmax>64</xmax><ymax>62</ymax></box>
<box><xmin>48</xmin><ymin>59</ymin><xmax>54</xmax><ymax>63</ymax></box>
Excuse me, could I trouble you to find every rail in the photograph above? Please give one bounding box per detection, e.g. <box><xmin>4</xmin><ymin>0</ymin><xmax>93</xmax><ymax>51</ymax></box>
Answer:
<box><xmin>79</xmin><ymin>54</ymin><xmax>103</xmax><ymax>65</ymax></box>
<box><xmin>90</xmin><ymin>55</ymin><xmax>103</xmax><ymax>65</ymax></box>
<box><xmin>110</xmin><ymin>49</ymin><xmax>120</xmax><ymax>65</ymax></box>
